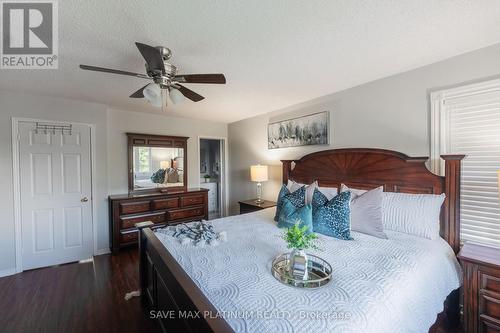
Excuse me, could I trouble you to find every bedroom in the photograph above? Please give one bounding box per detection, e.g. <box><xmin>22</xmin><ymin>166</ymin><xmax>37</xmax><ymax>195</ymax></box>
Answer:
<box><xmin>1</xmin><ymin>1</ymin><xmax>500</xmax><ymax>332</ymax></box>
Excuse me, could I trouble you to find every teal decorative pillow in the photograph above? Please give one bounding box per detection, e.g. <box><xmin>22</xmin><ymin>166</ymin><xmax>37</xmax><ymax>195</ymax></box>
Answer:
<box><xmin>312</xmin><ymin>190</ymin><xmax>352</xmax><ymax>240</ymax></box>
<box><xmin>274</xmin><ymin>185</ymin><xmax>306</xmax><ymax>222</ymax></box>
<box><xmin>311</xmin><ymin>188</ymin><xmax>329</xmax><ymax>208</ymax></box>
<box><xmin>150</xmin><ymin>168</ymin><xmax>166</xmax><ymax>184</ymax></box>
<box><xmin>274</xmin><ymin>184</ymin><xmax>289</xmax><ymax>221</ymax></box>
<box><xmin>277</xmin><ymin>199</ymin><xmax>313</xmax><ymax>234</ymax></box>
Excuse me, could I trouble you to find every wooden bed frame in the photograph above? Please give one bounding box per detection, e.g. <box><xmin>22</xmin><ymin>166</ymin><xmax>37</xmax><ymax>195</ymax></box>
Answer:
<box><xmin>136</xmin><ymin>148</ymin><xmax>464</xmax><ymax>333</ymax></box>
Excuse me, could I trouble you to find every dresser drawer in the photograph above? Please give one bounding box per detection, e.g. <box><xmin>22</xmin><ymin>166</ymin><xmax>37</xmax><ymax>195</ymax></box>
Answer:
<box><xmin>120</xmin><ymin>201</ymin><xmax>150</xmax><ymax>214</ymax></box>
<box><xmin>120</xmin><ymin>212</ymin><xmax>166</xmax><ymax>229</ymax></box>
<box><xmin>152</xmin><ymin>198</ymin><xmax>179</xmax><ymax>210</ymax></box>
<box><xmin>480</xmin><ymin>315</ymin><xmax>500</xmax><ymax>333</ymax></box>
<box><xmin>482</xmin><ymin>273</ymin><xmax>500</xmax><ymax>295</ymax></box>
<box><xmin>480</xmin><ymin>294</ymin><xmax>500</xmax><ymax>321</ymax></box>
<box><xmin>168</xmin><ymin>207</ymin><xmax>204</xmax><ymax>221</ymax></box>
<box><xmin>181</xmin><ymin>195</ymin><xmax>205</xmax><ymax>207</ymax></box>
<box><xmin>120</xmin><ymin>230</ymin><xmax>138</xmax><ymax>243</ymax></box>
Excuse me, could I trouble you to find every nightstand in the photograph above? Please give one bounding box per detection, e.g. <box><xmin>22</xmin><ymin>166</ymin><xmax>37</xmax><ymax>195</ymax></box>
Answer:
<box><xmin>458</xmin><ymin>242</ymin><xmax>500</xmax><ymax>333</ymax></box>
<box><xmin>238</xmin><ymin>199</ymin><xmax>276</xmax><ymax>214</ymax></box>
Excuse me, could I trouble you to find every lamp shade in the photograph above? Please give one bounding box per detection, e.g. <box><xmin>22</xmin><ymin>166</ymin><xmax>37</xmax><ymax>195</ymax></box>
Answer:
<box><xmin>169</xmin><ymin>88</ymin><xmax>185</xmax><ymax>105</ymax></box>
<box><xmin>250</xmin><ymin>165</ymin><xmax>268</xmax><ymax>182</ymax></box>
<box><xmin>143</xmin><ymin>83</ymin><xmax>162</xmax><ymax>107</ymax></box>
<box><xmin>160</xmin><ymin>160</ymin><xmax>170</xmax><ymax>170</ymax></box>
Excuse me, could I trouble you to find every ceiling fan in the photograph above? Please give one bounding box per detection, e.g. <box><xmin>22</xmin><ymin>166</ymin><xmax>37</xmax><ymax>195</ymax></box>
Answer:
<box><xmin>79</xmin><ymin>42</ymin><xmax>226</xmax><ymax>108</ymax></box>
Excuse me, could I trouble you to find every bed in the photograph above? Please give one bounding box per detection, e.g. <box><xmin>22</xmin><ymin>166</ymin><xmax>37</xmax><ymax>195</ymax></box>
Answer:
<box><xmin>136</xmin><ymin>148</ymin><xmax>465</xmax><ymax>333</ymax></box>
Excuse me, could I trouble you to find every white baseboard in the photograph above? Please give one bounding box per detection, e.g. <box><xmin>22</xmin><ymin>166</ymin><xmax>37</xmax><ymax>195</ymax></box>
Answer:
<box><xmin>0</xmin><ymin>267</ymin><xmax>17</xmax><ymax>278</ymax></box>
<box><xmin>94</xmin><ymin>248</ymin><xmax>111</xmax><ymax>256</ymax></box>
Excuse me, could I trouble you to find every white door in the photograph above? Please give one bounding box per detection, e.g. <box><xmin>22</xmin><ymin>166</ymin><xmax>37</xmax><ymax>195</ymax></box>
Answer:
<box><xmin>18</xmin><ymin>121</ymin><xmax>93</xmax><ymax>270</ymax></box>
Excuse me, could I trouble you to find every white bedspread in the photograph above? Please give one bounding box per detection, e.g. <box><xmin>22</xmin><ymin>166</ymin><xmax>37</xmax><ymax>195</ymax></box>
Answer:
<box><xmin>154</xmin><ymin>208</ymin><xmax>462</xmax><ymax>333</ymax></box>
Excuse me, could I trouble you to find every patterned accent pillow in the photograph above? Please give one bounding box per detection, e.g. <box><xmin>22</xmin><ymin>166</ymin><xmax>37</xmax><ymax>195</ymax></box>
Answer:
<box><xmin>277</xmin><ymin>199</ymin><xmax>313</xmax><ymax>234</ymax></box>
<box><xmin>274</xmin><ymin>185</ymin><xmax>306</xmax><ymax>221</ymax></box>
<box><xmin>312</xmin><ymin>190</ymin><xmax>352</xmax><ymax>240</ymax></box>
<box><xmin>150</xmin><ymin>168</ymin><xmax>166</xmax><ymax>184</ymax></box>
<box><xmin>287</xmin><ymin>180</ymin><xmax>318</xmax><ymax>205</ymax></box>
<box><xmin>312</xmin><ymin>188</ymin><xmax>329</xmax><ymax>207</ymax></box>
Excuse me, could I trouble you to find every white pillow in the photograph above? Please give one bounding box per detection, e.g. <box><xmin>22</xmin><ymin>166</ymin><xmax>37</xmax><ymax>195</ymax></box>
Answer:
<box><xmin>317</xmin><ymin>186</ymin><xmax>338</xmax><ymax>201</ymax></box>
<box><xmin>340</xmin><ymin>185</ymin><xmax>367</xmax><ymax>198</ymax></box>
<box><xmin>382</xmin><ymin>192</ymin><xmax>445</xmax><ymax>240</ymax></box>
<box><xmin>287</xmin><ymin>180</ymin><xmax>338</xmax><ymax>203</ymax></box>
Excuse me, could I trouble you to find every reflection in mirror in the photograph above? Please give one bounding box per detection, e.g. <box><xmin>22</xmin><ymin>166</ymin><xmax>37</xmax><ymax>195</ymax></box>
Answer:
<box><xmin>133</xmin><ymin>146</ymin><xmax>184</xmax><ymax>190</ymax></box>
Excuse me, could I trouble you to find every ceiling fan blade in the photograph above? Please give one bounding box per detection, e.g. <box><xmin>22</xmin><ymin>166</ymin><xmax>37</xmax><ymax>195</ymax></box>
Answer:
<box><xmin>135</xmin><ymin>42</ymin><xmax>165</xmax><ymax>73</ymax></box>
<box><xmin>174</xmin><ymin>74</ymin><xmax>226</xmax><ymax>84</ymax></box>
<box><xmin>129</xmin><ymin>84</ymin><xmax>149</xmax><ymax>98</ymax></box>
<box><xmin>175</xmin><ymin>84</ymin><xmax>205</xmax><ymax>102</ymax></box>
<box><xmin>79</xmin><ymin>65</ymin><xmax>150</xmax><ymax>79</ymax></box>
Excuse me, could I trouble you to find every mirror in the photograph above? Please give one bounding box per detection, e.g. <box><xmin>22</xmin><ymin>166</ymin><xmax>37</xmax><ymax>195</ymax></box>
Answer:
<box><xmin>128</xmin><ymin>133</ymin><xmax>188</xmax><ymax>192</ymax></box>
<box><xmin>133</xmin><ymin>146</ymin><xmax>184</xmax><ymax>190</ymax></box>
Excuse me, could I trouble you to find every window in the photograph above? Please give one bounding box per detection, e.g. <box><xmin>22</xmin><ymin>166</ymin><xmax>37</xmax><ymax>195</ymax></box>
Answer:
<box><xmin>134</xmin><ymin>147</ymin><xmax>152</xmax><ymax>180</ymax></box>
<box><xmin>431</xmin><ymin>79</ymin><xmax>500</xmax><ymax>247</ymax></box>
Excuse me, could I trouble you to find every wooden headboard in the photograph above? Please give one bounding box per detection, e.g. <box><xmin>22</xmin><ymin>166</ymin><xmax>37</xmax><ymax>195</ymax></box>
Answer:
<box><xmin>281</xmin><ymin>148</ymin><xmax>464</xmax><ymax>253</ymax></box>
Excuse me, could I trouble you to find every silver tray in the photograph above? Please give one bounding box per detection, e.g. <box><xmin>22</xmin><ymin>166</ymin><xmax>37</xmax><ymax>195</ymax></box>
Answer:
<box><xmin>271</xmin><ymin>252</ymin><xmax>332</xmax><ymax>288</ymax></box>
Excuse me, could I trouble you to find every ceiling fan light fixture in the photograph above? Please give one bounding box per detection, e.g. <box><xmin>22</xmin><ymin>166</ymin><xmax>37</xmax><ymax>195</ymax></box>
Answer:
<box><xmin>79</xmin><ymin>42</ymin><xmax>227</xmax><ymax>107</ymax></box>
<box><xmin>143</xmin><ymin>83</ymin><xmax>162</xmax><ymax>107</ymax></box>
<box><xmin>169</xmin><ymin>88</ymin><xmax>185</xmax><ymax>105</ymax></box>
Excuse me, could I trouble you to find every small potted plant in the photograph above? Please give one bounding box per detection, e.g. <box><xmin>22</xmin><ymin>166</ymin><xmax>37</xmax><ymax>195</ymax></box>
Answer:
<box><xmin>203</xmin><ymin>174</ymin><xmax>211</xmax><ymax>183</ymax></box>
<box><xmin>282</xmin><ymin>221</ymin><xmax>319</xmax><ymax>280</ymax></box>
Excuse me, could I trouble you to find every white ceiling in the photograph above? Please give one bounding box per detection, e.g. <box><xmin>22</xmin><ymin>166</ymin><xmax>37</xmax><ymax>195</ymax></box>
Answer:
<box><xmin>1</xmin><ymin>0</ymin><xmax>500</xmax><ymax>123</ymax></box>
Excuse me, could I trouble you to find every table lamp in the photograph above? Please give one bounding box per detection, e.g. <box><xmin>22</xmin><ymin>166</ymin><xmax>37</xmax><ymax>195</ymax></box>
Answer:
<box><xmin>160</xmin><ymin>160</ymin><xmax>170</xmax><ymax>170</ymax></box>
<box><xmin>250</xmin><ymin>164</ymin><xmax>268</xmax><ymax>204</ymax></box>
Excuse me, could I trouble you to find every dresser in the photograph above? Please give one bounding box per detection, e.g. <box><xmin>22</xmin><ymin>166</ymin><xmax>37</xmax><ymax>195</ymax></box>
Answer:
<box><xmin>109</xmin><ymin>188</ymin><xmax>208</xmax><ymax>253</ymax></box>
<box><xmin>458</xmin><ymin>242</ymin><xmax>500</xmax><ymax>333</ymax></box>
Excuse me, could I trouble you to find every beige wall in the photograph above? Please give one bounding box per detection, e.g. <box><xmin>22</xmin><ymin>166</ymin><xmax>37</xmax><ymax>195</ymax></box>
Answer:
<box><xmin>228</xmin><ymin>43</ymin><xmax>500</xmax><ymax>215</ymax></box>
<box><xmin>0</xmin><ymin>94</ymin><xmax>227</xmax><ymax>275</ymax></box>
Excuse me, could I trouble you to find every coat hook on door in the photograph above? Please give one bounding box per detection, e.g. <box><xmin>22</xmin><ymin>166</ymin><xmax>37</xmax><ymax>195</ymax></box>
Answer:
<box><xmin>35</xmin><ymin>123</ymin><xmax>73</xmax><ymax>135</ymax></box>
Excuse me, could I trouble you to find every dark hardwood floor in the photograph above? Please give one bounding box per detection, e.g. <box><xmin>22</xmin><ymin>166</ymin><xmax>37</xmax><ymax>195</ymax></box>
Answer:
<box><xmin>0</xmin><ymin>248</ymin><xmax>463</xmax><ymax>333</ymax></box>
<box><xmin>0</xmin><ymin>249</ymin><xmax>159</xmax><ymax>333</ymax></box>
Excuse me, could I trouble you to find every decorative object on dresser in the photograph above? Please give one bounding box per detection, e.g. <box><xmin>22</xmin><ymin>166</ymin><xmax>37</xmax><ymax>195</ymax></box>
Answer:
<box><xmin>268</xmin><ymin>111</ymin><xmax>329</xmax><ymax>149</ymax></box>
<box><xmin>458</xmin><ymin>242</ymin><xmax>500</xmax><ymax>333</ymax></box>
<box><xmin>250</xmin><ymin>164</ymin><xmax>268</xmax><ymax>203</ymax></box>
<box><xmin>238</xmin><ymin>199</ymin><xmax>276</xmax><ymax>214</ymax></box>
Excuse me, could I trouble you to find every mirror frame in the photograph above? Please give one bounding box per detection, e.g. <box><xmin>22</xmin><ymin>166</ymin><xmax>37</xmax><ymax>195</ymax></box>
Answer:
<box><xmin>127</xmin><ymin>133</ymin><xmax>188</xmax><ymax>193</ymax></box>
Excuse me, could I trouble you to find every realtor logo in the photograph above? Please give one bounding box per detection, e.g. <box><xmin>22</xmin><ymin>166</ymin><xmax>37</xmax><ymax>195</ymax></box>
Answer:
<box><xmin>1</xmin><ymin>0</ymin><xmax>58</xmax><ymax>69</ymax></box>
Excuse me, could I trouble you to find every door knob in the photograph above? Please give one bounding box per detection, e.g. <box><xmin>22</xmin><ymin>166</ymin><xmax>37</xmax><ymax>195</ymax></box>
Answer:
<box><xmin>81</xmin><ymin>197</ymin><xmax>89</xmax><ymax>203</ymax></box>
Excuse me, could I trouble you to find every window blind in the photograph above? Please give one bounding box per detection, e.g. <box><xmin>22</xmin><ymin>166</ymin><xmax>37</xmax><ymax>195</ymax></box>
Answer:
<box><xmin>446</xmin><ymin>90</ymin><xmax>500</xmax><ymax>247</ymax></box>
